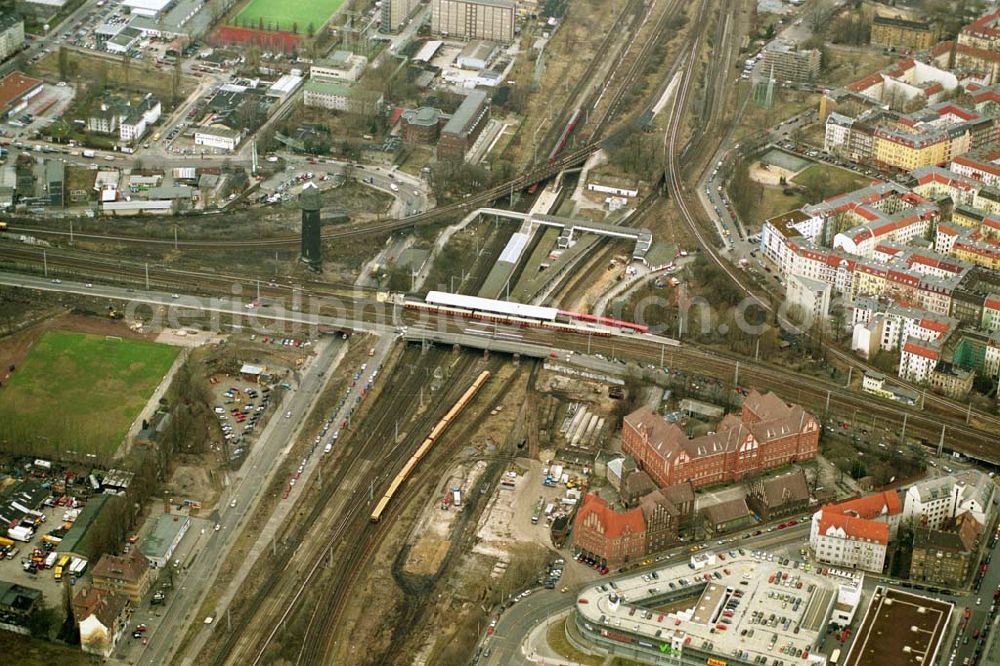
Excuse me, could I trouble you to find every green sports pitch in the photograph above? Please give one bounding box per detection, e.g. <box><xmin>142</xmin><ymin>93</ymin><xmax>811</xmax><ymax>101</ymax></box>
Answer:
<box><xmin>0</xmin><ymin>330</ymin><xmax>180</xmax><ymax>460</ymax></box>
<box><xmin>234</xmin><ymin>0</ymin><xmax>345</xmax><ymax>33</ymax></box>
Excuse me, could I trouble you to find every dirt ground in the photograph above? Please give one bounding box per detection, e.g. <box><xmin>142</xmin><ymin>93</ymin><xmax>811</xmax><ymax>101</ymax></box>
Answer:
<box><xmin>750</xmin><ymin>160</ymin><xmax>799</xmax><ymax>185</ymax></box>
<box><xmin>404</xmin><ymin>460</ymin><xmax>490</xmax><ymax>576</ymax></box>
<box><xmin>166</xmin><ymin>461</ymin><xmax>222</xmax><ymax>512</ymax></box>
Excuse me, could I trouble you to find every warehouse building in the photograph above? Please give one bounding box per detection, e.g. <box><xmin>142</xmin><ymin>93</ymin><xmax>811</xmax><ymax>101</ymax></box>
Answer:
<box><xmin>437</xmin><ymin>89</ymin><xmax>490</xmax><ymax>161</ymax></box>
<box><xmin>139</xmin><ymin>513</ymin><xmax>190</xmax><ymax>568</ymax></box>
<box><xmin>0</xmin><ymin>71</ymin><xmax>41</xmax><ymax>119</ymax></box>
<box><xmin>844</xmin><ymin>586</ymin><xmax>951</xmax><ymax>666</ymax></box>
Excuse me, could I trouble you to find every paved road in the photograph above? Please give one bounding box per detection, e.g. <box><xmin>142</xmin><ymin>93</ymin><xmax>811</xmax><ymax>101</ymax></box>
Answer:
<box><xmin>940</xmin><ymin>527</ymin><xmax>1000</xmax><ymax>666</ymax></box>
<box><xmin>260</xmin><ymin>160</ymin><xmax>432</xmax><ymax>218</ymax></box>
<box><xmin>125</xmin><ymin>336</ymin><xmax>347</xmax><ymax>666</ymax></box>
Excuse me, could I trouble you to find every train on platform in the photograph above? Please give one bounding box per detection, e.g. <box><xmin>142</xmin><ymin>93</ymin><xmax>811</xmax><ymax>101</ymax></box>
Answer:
<box><xmin>401</xmin><ymin>291</ymin><xmax>629</xmax><ymax>338</ymax></box>
<box><xmin>371</xmin><ymin>370</ymin><xmax>492</xmax><ymax>523</ymax></box>
<box><xmin>559</xmin><ymin>311</ymin><xmax>649</xmax><ymax>334</ymax></box>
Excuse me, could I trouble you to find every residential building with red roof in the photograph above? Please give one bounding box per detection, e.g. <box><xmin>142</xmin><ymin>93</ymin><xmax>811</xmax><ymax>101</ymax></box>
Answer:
<box><xmin>809</xmin><ymin>491</ymin><xmax>902</xmax><ymax>573</ymax></box>
<box><xmin>621</xmin><ymin>390</ymin><xmax>819</xmax><ymax>490</ymax></box>
<box><xmin>959</xmin><ymin>9</ymin><xmax>1000</xmax><ymax>51</ymax></box>
<box><xmin>900</xmin><ymin>335</ymin><xmax>943</xmax><ymax>382</ymax></box>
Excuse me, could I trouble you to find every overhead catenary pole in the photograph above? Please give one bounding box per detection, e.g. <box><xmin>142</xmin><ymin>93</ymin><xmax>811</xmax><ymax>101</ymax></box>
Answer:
<box><xmin>145</xmin><ymin>263</ymin><xmax>150</xmax><ymax>290</ymax></box>
<box><xmin>42</xmin><ymin>250</ymin><xmax>47</xmax><ymax>277</ymax></box>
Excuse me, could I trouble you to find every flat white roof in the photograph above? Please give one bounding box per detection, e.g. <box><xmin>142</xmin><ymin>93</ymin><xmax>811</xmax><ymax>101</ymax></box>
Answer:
<box><xmin>576</xmin><ymin>552</ymin><xmax>852</xmax><ymax>663</ymax></box>
<box><xmin>414</xmin><ymin>40</ymin><xmax>443</xmax><ymax>63</ymax></box>
<box><xmin>123</xmin><ymin>0</ymin><xmax>171</xmax><ymax>11</ymax></box>
<box><xmin>425</xmin><ymin>291</ymin><xmax>558</xmax><ymax>321</ymax></box>
<box><xmin>498</xmin><ymin>232</ymin><xmax>530</xmax><ymax>264</ymax></box>
<box><xmin>268</xmin><ymin>74</ymin><xmax>302</xmax><ymax>96</ymax></box>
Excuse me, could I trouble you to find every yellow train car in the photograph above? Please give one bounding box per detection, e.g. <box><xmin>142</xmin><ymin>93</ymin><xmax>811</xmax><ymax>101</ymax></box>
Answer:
<box><xmin>371</xmin><ymin>370</ymin><xmax>491</xmax><ymax>523</ymax></box>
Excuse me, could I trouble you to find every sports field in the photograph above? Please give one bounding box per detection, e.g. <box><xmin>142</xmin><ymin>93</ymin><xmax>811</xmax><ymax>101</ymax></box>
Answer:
<box><xmin>0</xmin><ymin>330</ymin><xmax>179</xmax><ymax>460</ymax></box>
<box><xmin>234</xmin><ymin>0</ymin><xmax>344</xmax><ymax>33</ymax></box>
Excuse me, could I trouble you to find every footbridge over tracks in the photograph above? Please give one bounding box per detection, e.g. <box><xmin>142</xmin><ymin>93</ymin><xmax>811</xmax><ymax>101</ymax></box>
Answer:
<box><xmin>474</xmin><ymin>208</ymin><xmax>653</xmax><ymax>261</ymax></box>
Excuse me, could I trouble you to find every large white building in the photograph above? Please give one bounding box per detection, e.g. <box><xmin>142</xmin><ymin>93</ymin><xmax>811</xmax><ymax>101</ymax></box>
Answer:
<box><xmin>786</xmin><ymin>273</ymin><xmax>832</xmax><ymax>323</ymax></box>
<box><xmin>310</xmin><ymin>50</ymin><xmax>368</xmax><ymax>83</ymax></box>
<box><xmin>903</xmin><ymin>471</ymin><xmax>997</xmax><ymax>530</ymax></box>
<box><xmin>194</xmin><ymin>125</ymin><xmax>241</xmax><ymax>152</ymax></box>
<box><xmin>898</xmin><ymin>336</ymin><xmax>941</xmax><ymax>382</ymax></box>
<box><xmin>122</xmin><ymin>0</ymin><xmax>171</xmax><ymax>18</ymax></box>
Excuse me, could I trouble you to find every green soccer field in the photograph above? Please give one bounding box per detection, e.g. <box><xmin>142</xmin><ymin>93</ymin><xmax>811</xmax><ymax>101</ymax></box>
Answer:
<box><xmin>234</xmin><ymin>0</ymin><xmax>345</xmax><ymax>33</ymax></box>
<box><xmin>0</xmin><ymin>330</ymin><xmax>180</xmax><ymax>460</ymax></box>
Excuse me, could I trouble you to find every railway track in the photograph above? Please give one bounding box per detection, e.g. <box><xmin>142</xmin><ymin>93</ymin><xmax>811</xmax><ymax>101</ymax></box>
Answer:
<box><xmin>578</xmin><ymin>332</ymin><xmax>997</xmax><ymax>457</ymax></box>
<box><xmin>588</xmin><ymin>0</ymin><xmax>687</xmax><ymax>139</ymax></box>
<box><xmin>294</xmin><ymin>364</ymin><xmax>523</xmax><ymax>665</ymax></box>
<box><xmin>535</xmin><ymin>0</ymin><xmax>646</xmax><ymax>154</ymax></box>
<box><xmin>0</xmin><ymin>245</ymin><xmax>373</xmax><ymax>299</ymax></box>
<box><xmin>3</xmin><ymin>145</ymin><xmax>601</xmax><ymax>250</ymax></box>
<box><xmin>205</xmin><ymin>351</ymin><xmax>499</xmax><ymax>666</ymax></box>
<box><xmin>203</xmin><ymin>346</ymin><xmax>458</xmax><ymax>665</ymax></box>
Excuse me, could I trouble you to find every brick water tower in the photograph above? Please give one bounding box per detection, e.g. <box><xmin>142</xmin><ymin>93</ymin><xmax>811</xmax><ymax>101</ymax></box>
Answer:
<box><xmin>299</xmin><ymin>181</ymin><xmax>322</xmax><ymax>271</ymax></box>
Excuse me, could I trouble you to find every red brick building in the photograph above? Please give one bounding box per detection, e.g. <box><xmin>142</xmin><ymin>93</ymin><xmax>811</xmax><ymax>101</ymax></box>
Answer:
<box><xmin>573</xmin><ymin>490</ymin><xmax>683</xmax><ymax>566</ymax></box>
<box><xmin>622</xmin><ymin>390</ymin><xmax>819</xmax><ymax>489</ymax></box>
<box><xmin>574</xmin><ymin>494</ymin><xmax>645</xmax><ymax>566</ymax></box>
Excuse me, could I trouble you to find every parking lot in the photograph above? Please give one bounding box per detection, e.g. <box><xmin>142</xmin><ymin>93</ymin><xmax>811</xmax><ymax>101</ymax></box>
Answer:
<box><xmin>211</xmin><ymin>377</ymin><xmax>282</xmax><ymax>466</ymax></box>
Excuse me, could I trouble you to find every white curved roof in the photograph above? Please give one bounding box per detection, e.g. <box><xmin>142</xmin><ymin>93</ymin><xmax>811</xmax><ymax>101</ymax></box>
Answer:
<box><xmin>425</xmin><ymin>291</ymin><xmax>557</xmax><ymax>321</ymax></box>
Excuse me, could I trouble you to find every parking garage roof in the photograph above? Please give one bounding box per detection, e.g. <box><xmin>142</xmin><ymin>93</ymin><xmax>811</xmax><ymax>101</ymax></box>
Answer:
<box><xmin>576</xmin><ymin>552</ymin><xmax>856</xmax><ymax>663</ymax></box>
<box><xmin>843</xmin><ymin>586</ymin><xmax>952</xmax><ymax>666</ymax></box>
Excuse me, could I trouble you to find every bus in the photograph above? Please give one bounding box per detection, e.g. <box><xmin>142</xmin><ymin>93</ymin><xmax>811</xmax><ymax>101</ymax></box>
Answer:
<box><xmin>53</xmin><ymin>555</ymin><xmax>71</xmax><ymax>580</ymax></box>
<box><xmin>830</xmin><ymin>648</ymin><xmax>841</xmax><ymax>665</ymax></box>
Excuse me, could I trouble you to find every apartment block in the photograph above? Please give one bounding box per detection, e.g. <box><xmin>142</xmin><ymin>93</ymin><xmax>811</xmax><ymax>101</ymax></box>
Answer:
<box><xmin>0</xmin><ymin>13</ymin><xmax>24</xmax><ymax>62</ymax></box>
<box><xmin>761</xmin><ymin>39</ymin><xmax>821</xmax><ymax>82</ymax></box>
<box><xmin>870</xmin><ymin>15</ymin><xmax>936</xmax><ymax>51</ymax></box>
<box><xmin>431</xmin><ymin>0</ymin><xmax>515</xmax><ymax>43</ymax></box>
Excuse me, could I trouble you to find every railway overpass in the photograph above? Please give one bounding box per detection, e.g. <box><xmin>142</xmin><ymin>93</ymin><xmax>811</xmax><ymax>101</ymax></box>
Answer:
<box><xmin>2</xmin><ymin>272</ymin><xmax>998</xmax><ymax>463</ymax></box>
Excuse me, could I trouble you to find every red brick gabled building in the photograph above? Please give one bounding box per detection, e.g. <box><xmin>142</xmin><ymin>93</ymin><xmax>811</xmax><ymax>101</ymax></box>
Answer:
<box><xmin>621</xmin><ymin>390</ymin><xmax>820</xmax><ymax>489</ymax></box>
<box><xmin>573</xmin><ymin>494</ymin><xmax>646</xmax><ymax>566</ymax></box>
